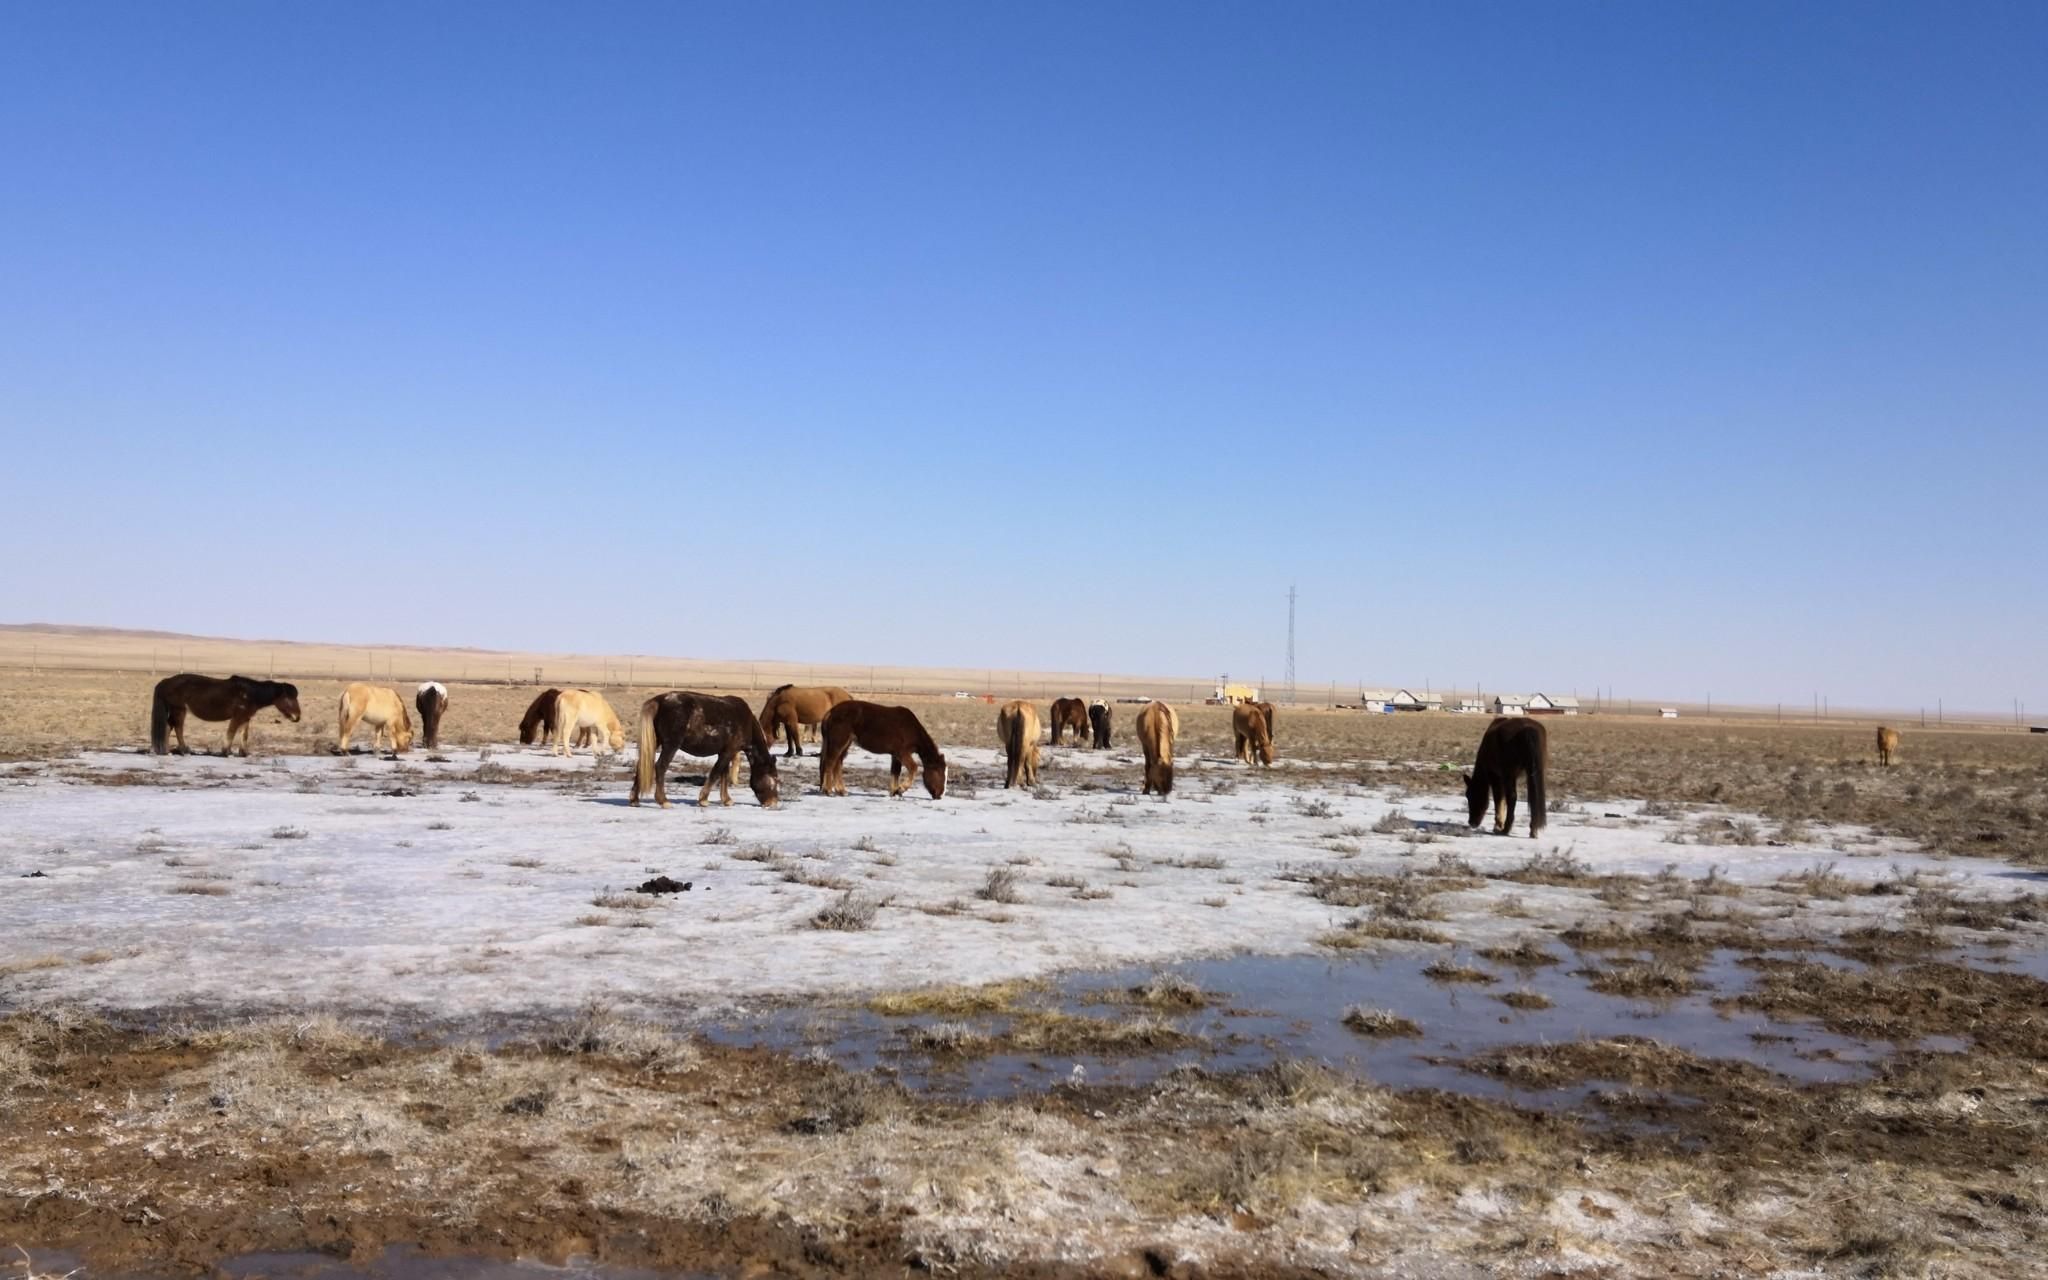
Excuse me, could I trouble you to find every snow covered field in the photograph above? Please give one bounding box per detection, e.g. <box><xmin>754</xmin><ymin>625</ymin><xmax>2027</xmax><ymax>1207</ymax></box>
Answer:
<box><xmin>0</xmin><ymin>742</ymin><xmax>2025</xmax><ymax>1023</ymax></box>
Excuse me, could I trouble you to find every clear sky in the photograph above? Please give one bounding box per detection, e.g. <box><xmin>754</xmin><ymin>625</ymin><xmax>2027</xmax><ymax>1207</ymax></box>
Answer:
<box><xmin>3</xmin><ymin>2</ymin><xmax>2042</xmax><ymax>713</ymax></box>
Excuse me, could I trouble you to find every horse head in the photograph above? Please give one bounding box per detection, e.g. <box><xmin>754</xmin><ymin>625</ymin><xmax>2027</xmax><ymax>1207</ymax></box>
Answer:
<box><xmin>747</xmin><ymin>750</ymin><xmax>782</xmax><ymax>808</ymax></box>
<box><xmin>1461</xmin><ymin>771</ymin><xmax>1486</xmax><ymax>828</ymax></box>
<box><xmin>272</xmin><ymin>684</ymin><xmax>303</xmax><ymax>722</ymax></box>
<box><xmin>922</xmin><ymin>755</ymin><xmax>947</xmax><ymax>800</ymax></box>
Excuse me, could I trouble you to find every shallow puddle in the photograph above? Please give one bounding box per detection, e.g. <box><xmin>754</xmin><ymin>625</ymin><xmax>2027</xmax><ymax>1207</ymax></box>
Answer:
<box><xmin>703</xmin><ymin>945</ymin><xmax>1992</xmax><ymax>1106</ymax></box>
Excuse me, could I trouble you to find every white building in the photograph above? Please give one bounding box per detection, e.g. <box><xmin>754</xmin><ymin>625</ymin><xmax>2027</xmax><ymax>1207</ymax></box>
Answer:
<box><xmin>1490</xmin><ymin>694</ymin><xmax>1529</xmax><ymax>716</ymax></box>
<box><xmin>1528</xmin><ymin>693</ymin><xmax>1581</xmax><ymax>716</ymax></box>
<box><xmin>1659</xmin><ymin>707</ymin><xmax>1679</xmax><ymax>719</ymax></box>
<box><xmin>1390</xmin><ymin>689</ymin><xmax>1443</xmax><ymax>712</ymax></box>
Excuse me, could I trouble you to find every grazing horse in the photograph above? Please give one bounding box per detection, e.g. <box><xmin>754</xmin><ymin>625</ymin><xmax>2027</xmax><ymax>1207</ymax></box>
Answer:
<box><xmin>1465</xmin><ymin>717</ymin><xmax>1548</xmax><ymax>837</ymax></box>
<box><xmin>996</xmin><ymin>699</ymin><xmax>1042</xmax><ymax>789</ymax></box>
<box><xmin>337</xmin><ymin>683</ymin><xmax>415</xmax><ymax>755</ymax></box>
<box><xmin>1233</xmin><ymin>701</ymin><xmax>1275</xmax><ymax>767</ymax></box>
<box><xmin>415</xmin><ymin>682</ymin><xmax>448</xmax><ymax>750</ymax></box>
<box><xmin>1049</xmin><ymin>697</ymin><xmax>1090</xmax><ymax>746</ymax></box>
<box><xmin>518</xmin><ymin>689</ymin><xmax>563</xmax><ymax>746</ymax></box>
<box><xmin>759</xmin><ymin>684</ymin><xmax>854</xmax><ymax>758</ymax></box>
<box><xmin>818</xmin><ymin>701</ymin><xmax>947</xmax><ymax>798</ymax></box>
<box><xmin>1877</xmin><ymin>725</ymin><xmax>1901</xmax><ymax>767</ymax></box>
<box><xmin>1089</xmin><ymin>701</ymin><xmax>1113</xmax><ymax>749</ymax></box>
<box><xmin>630</xmin><ymin>691</ymin><xmax>781</xmax><ymax>809</ymax></box>
<box><xmin>150</xmin><ymin>674</ymin><xmax>302</xmax><ymax>756</ymax></box>
<box><xmin>554</xmin><ymin>689</ymin><xmax>625</xmax><ymax>755</ymax></box>
<box><xmin>1136</xmin><ymin>701</ymin><xmax>1179</xmax><ymax>796</ymax></box>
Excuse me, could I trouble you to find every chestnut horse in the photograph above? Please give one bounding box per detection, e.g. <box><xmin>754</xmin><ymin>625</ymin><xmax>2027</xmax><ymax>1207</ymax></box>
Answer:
<box><xmin>759</xmin><ymin>684</ymin><xmax>854</xmax><ymax>758</ymax></box>
<box><xmin>338</xmin><ymin>683</ymin><xmax>415</xmax><ymax>755</ymax></box>
<box><xmin>1089</xmin><ymin>701</ymin><xmax>1112</xmax><ymax>749</ymax></box>
<box><xmin>554</xmin><ymin>689</ymin><xmax>625</xmax><ymax>755</ymax></box>
<box><xmin>1136</xmin><ymin>701</ymin><xmax>1179</xmax><ymax>796</ymax></box>
<box><xmin>818</xmin><ymin>700</ymin><xmax>947</xmax><ymax>798</ymax></box>
<box><xmin>518</xmin><ymin>689</ymin><xmax>563</xmax><ymax>746</ymax></box>
<box><xmin>1233</xmin><ymin>701</ymin><xmax>1275</xmax><ymax>767</ymax></box>
<box><xmin>150</xmin><ymin>674</ymin><xmax>302</xmax><ymax>756</ymax></box>
<box><xmin>1465</xmin><ymin>717</ymin><xmax>1547</xmax><ymax>837</ymax></box>
<box><xmin>1877</xmin><ymin>725</ymin><xmax>1901</xmax><ymax>767</ymax></box>
<box><xmin>630</xmin><ymin>691</ymin><xmax>781</xmax><ymax>809</ymax></box>
<box><xmin>415</xmin><ymin>682</ymin><xmax>448</xmax><ymax>750</ymax></box>
<box><xmin>1049</xmin><ymin>697</ymin><xmax>1090</xmax><ymax>746</ymax></box>
<box><xmin>996</xmin><ymin>699</ymin><xmax>1041</xmax><ymax>789</ymax></box>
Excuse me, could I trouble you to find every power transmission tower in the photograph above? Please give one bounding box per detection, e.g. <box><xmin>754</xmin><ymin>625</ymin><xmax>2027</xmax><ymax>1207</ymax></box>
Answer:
<box><xmin>1285</xmin><ymin>583</ymin><xmax>1297</xmax><ymax>705</ymax></box>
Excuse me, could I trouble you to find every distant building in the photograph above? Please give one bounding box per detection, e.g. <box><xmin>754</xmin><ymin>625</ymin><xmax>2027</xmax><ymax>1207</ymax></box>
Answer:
<box><xmin>1353</xmin><ymin>688</ymin><xmax>1398</xmax><ymax>713</ymax></box>
<box><xmin>1490</xmin><ymin>695</ymin><xmax>1529</xmax><ymax>717</ymax></box>
<box><xmin>1528</xmin><ymin>693</ymin><xmax>1581</xmax><ymax>716</ymax></box>
<box><xmin>1209</xmin><ymin>680</ymin><xmax>1260</xmax><ymax>705</ymax></box>
<box><xmin>1453</xmin><ymin>698</ymin><xmax>1485</xmax><ymax>714</ymax></box>
<box><xmin>1390</xmin><ymin>689</ymin><xmax>1442</xmax><ymax>712</ymax></box>
<box><xmin>1659</xmin><ymin>707</ymin><xmax>1679</xmax><ymax>719</ymax></box>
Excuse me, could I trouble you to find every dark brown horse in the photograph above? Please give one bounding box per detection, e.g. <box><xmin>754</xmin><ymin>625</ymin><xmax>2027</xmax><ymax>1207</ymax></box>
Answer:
<box><xmin>415</xmin><ymin>682</ymin><xmax>448</xmax><ymax>750</ymax></box>
<box><xmin>150</xmin><ymin>674</ymin><xmax>302</xmax><ymax>756</ymax></box>
<box><xmin>518</xmin><ymin>688</ymin><xmax>563</xmax><ymax>745</ymax></box>
<box><xmin>630</xmin><ymin>691</ymin><xmax>781</xmax><ymax>809</ymax></box>
<box><xmin>1089</xmin><ymin>701</ymin><xmax>1113</xmax><ymax>749</ymax></box>
<box><xmin>1049</xmin><ymin>697</ymin><xmax>1090</xmax><ymax>746</ymax></box>
<box><xmin>818</xmin><ymin>701</ymin><xmax>947</xmax><ymax>798</ymax></box>
<box><xmin>1465</xmin><ymin>717</ymin><xmax>1548</xmax><ymax>837</ymax></box>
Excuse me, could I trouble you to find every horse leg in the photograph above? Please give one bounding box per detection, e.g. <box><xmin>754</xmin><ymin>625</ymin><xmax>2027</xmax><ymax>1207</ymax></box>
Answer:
<box><xmin>171</xmin><ymin>708</ymin><xmax>189</xmax><ymax>754</ymax></box>
<box><xmin>891</xmin><ymin>752</ymin><xmax>912</xmax><ymax>796</ymax></box>
<box><xmin>1493</xmin><ymin>781</ymin><xmax>1508</xmax><ymax>834</ymax></box>
<box><xmin>227</xmin><ymin>714</ymin><xmax>251</xmax><ymax>757</ymax></box>
<box><xmin>1500</xmin><ymin>777</ymin><xmax>1518</xmax><ymax>834</ymax></box>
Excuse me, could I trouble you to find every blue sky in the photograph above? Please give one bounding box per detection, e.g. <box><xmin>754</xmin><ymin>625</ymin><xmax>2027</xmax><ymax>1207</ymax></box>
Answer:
<box><xmin>2</xmin><ymin>2</ymin><xmax>2042</xmax><ymax>712</ymax></box>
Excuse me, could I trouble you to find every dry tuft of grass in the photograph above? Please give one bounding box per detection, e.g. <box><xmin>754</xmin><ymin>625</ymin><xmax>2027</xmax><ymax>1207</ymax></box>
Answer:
<box><xmin>1583</xmin><ymin>958</ymin><xmax>1698</xmax><ymax>998</ymax></box>
<box><xmin>866</xmin><ymin>980</ymin><xmax>1040</xmax><ymax>1017</ymax></box>
<box><xmin>1496</xmin><ymin>990</ymin><xmax>1554</xmax><ymax>1011</ymax></box>
<box><xmin>590</xmin><ymin>888</ymin><xmax>656</xmax><ymax>910</ymax></box>
<box><xmin>1316</xmin><ymin>918</ymin><xmax>1454</xmax><ymax>949</ymax></box>
<box><xmin>1421</xmin><ymin>959</ymin><xmax>1496</xmax><ymax>984</ymax></box>
<box><xmin>1341</xmin><ymin>1005</ymin><xmax>1421</xmax><ymax>1037</ymax></box>
<box><xmin>170</xmin><ymin>881</ymin><xmax>231</xmax><ymax>896</ymax></box>
<box><xmin>808</xmin><ymin>891</ymin><xmax>881</xmax><ymax>931</ymax></box>
<box><xmin>978</xmin><ymin>865</ymin><xmax>1022</xmax><ymax>904</ymax></box>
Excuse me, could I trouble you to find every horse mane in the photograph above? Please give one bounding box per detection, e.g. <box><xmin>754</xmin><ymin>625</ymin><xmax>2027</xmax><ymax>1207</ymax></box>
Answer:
<box><xmin>768</xmin><ymin>683</ymin><xmax>795</xmax><ymax>697</ymax></box>
<box><xmin>908</xmin><ymin>712</ymin><xmax>943</xmax><ymax>765</ymax></box>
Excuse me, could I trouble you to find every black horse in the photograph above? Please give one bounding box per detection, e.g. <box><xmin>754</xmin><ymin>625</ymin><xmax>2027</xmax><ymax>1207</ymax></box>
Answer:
<box><xmin>150</xmin><ymin>674</ymin><xmax>302</xmax><ymax>756</ymax></box>
<box><xmin>1089</xmin><ymin>702</ymin><xmax>1112</xmax><ymax>749</ymax></box>
<box><xmin>630</xmin><ymin>691</ymin><xmax>781</xmax><ymax>809</ymax></box>
<box><xmin>1465</xmin><ymin>717</ymin><xmax>1548</xmax><ymax>837</ymax></box>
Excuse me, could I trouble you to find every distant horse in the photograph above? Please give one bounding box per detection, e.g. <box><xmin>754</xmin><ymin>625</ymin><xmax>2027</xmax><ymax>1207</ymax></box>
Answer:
<box><xmin>1877</xmin><ymin>725</ymin><xmax>1901</xmax><ymax>767</ymax></box>
<box><xmin>1136</xmin><ymin>701</ymin><xmax>1179</xmax><ymax>796</ymax></box>
<box><xmin>518</xmin><ymin>689</ymin><xmax>564</xmax><ymax>746</ymax></box>
<box><xmin>1049</xmin><ymin>697</ymin><xmax>1090</xmax><ymax>746</ymax></box>
<box><xmin>818</xmin><ymin>700</ymin><xmax>947</xmax><ymax>798</ymax></box>
<box><xmin>415</xmin><ymin>682</ymin><xmax>448</xmax><ymax>750</ymax></box>
<box><xmin>1233</xmin><ymin>701</ymin><xmax>1275</xmax><ymax>767</ymax></box>
<box><xmin>554</xmin><ymin>689</ymin><xmax>625</xmax><ymax>755</ymax></box>
<box><xmin>338</xmin><ymin>683</ymin><xmax>415</xmax><ymax>755</ymax></box>
<box><xmin>759</xmin><ymin>684</ymin><xmax>854</xmax><ymax>758</ymax></box>
<box><xmin>1089</xmin><ymin>701</ymin><xmax>1112</xmax><ymax>749</ymax></box>
<box><xmin>1465</xmin><ymin>717</ymin><xmax>1548</xmax><ymax>837</ymax></box>
<box><xmin>996</xmin><ymin>699</ymin><xmax>1041</xmax><ymax>789</ymax></box>
<box><xmin>150</xmin><ymin>674</ymin><xmax>302</xmax><ymax>756</ymax></box>
<box><xmin>630</xmin><ymin>691</ymin><xmax>780</xmax><ymax>809</ymax></box>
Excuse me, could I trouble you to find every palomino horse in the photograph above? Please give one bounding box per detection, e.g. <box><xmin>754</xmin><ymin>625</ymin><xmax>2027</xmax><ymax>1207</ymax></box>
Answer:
<box><xmin>1233</xmin><ymin>701</ymin><xmax>1275</xmax><ymax>767</ymax></box>
<box><xmin>1877</xmin><ymin>725</ymin><xmax>1901</xmax><ymax>767</ymax></box>
<box><xmin>150</xmin><ymin>674</ymin><xmax>302</xmax><ymax>756</ymax></box>
<box><xmin>1089</xmin><ymin>701</ymin><xmax>1112</xmax><ymax>749</ymax></box>
<box><xmin>1049</xmin><ymin>697</ymin><xmax>1090</xmax><ymax>746</ymax></box>
<box><xmin>554</xmin><ymin>690</ymin><xmax>625</xmax><ymax>755</ymax></box>
<box><xmin>759</xmin><ymin>684</ymin><xmax>854</xmax><ymax>758</ymax></box>
<box><xmin>1465</xmin><ymin>717</ymin><xmax>1548</xmax><ymax>837</ymax></box>
<box><xmin>1136</xmin><ymin>701</ymin><xmax>1179</xmax><ymax>796</ymax></box>
<box><xmin>818</xmin><ymin>701</ymin><xmax>947</xmax><ymax>798</ymax></box>
<box><xmin>415</xmin><ymin>682</ymin><xmax>448</xmax><ymax>750</ymax></box>
<box><xmin>630</xmin><ymin>692</ymin><xmax>781</xmax><ymax>809</ymax></box>
<box><xmin>996</xmin><ymin>699</ymin><xmax>1041</xmax><ymax>789</ymax></box>
<box><xmin>338</xmin><ymin>683</ymin><xmax>415</xmax><ymax>755</ymax></box>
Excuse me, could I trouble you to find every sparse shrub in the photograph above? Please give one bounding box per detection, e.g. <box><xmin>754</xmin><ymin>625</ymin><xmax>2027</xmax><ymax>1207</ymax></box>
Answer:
<box><xmin>1372</xmin><ymin>809</ymin><xmax>1412</xmax><ymax>834</ymax></box>
<box><xmin>978</xmin><ymin>866</ymin><xmax>1022</xmax><ymax>904</ymax></box>
<box><xmin>809</xmin><ymin>891</ymin><xmax>880</xmax><ymax>931</ymax></box>
<box><xmin>1341</xmin><ymin>1005</ymin><xmax>1421</xmax><ymax>1037</ymax></box>
<box><xmin>269</xmin><ymin>826</ymin><xmax>308</xmax><ymax>840</ymax></box>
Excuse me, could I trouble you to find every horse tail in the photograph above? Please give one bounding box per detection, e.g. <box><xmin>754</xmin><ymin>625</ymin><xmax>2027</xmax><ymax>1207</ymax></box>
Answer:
<box><xmin>999</xmin><ymin>706</ymin><xmax>1023</xmax><ymax>785</ymax></box>
<box><xmin>149</xmin><ymin>684</ymin><xmax>172</xmax><ymax>754</ymax></box>
<box><xmin>1527</xmin><ymin>729</ymin><xmax>1547</xmax><ymax>836</ymax></box>
<box><xmin>634</xmin><ymin>697</ymin><xmax>660</xmax><ymax>798</ymax></box>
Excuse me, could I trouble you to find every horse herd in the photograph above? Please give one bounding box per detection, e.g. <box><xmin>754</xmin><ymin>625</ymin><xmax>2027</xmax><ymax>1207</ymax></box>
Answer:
<box><xmin>137</xmin><ymin>671</ymin><xmax>1918</xmax><ymax>840</ymax></box>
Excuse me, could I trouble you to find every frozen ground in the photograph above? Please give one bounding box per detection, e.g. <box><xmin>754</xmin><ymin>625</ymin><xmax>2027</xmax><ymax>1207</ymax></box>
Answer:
<box><xmin>0</xmin><ymin>742</ymin><xmax>2031</xmax><ymax>1023</ymax></box>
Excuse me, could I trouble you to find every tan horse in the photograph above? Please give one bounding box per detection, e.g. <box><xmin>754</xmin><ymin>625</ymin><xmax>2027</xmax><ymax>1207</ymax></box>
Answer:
<box><xmin>996</xmin><ymin>699</ymin><xmax>1041</xmax><ymax>789</ymax></box>
<box><xmin>553</xmin><ymin>689</ymin><xmax>625</xmax><ymax>755</ymax></box>
<box><xmin>1233</xmin><ymin>701</ymin><xmax>1275</xmax><ymax>767</ymax></box>
<box><xmin>759</xmin><ymin>684</ymin><xmax>854</xmax><ymax>758</ymax></box>
<box><xmin>1136</xmin><ymin>701</ymin><xmax>1179</xmax><ymax>796</ymax></box>
<box><xmin>1877</xmin><ymin>725</ymin><xmax>1901</xmax><ymax>767</ymax></box>
<box><xmin>337</xmin><ymin>683</ymin><xmax>414</xmax><ymax>754</ymax></box>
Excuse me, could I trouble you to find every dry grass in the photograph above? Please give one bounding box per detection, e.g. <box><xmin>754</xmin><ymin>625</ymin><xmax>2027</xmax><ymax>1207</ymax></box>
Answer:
<box><xmin>1341</xmin><ymin>1005</ymin><xmax>1421</xmax><ymax>1037</ymax></box>
<box><xmin>865</xmin><ymin>980</ymin><xmax>1041</xmax><ymax>1017</ymax></box>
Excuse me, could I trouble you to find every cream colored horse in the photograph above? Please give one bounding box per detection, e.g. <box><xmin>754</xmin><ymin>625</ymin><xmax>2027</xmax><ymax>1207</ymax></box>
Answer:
<box><xmin>337</xmin><ymin>683</ymin><xmax>414</xmax><ymax>754</ymax></box>
<box><xmin>554</xmin><ymin>689</ymin><xmax>625</xmax><ymax>755</ymax></box>
<box><xmin>1877</xmin><ymin>725</ymin><xmax>1901</xmax><ymax>767</ymax></box>
<box><xmin>1137</xmin><ymin>701</ymin><xmax>1179</xmax><ymax>796</ymax></box>
<box><xmin>996</xmin><ymin>699</ymin><xmax>1041</xmax><ymax>789</ymax></box>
